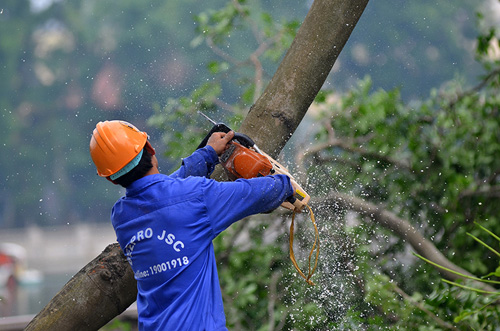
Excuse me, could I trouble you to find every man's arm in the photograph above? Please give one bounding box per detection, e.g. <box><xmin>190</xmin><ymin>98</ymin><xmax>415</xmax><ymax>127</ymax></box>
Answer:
<box><xmin>169</xmin><ymin>146</ymin><xmax>219</xmax><ymax>178</ymax></box>
<box><xmin>202</xmin><ymin>174</ymin><xmax>294</xmax><ymax>237</ymax></box>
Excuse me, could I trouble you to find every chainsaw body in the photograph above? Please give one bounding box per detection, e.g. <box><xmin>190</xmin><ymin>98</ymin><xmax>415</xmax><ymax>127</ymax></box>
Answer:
<box><xmin>220</xmin><ymin>142</ymin><xmax>272</xmax><ymax>180</ymax></box>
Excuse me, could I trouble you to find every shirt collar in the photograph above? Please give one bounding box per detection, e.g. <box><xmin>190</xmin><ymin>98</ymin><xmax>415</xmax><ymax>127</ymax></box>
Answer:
<box><xmin>125</xmin><ymin>173</ymin><xmax>164</xmax><ymax>196</ymax></box>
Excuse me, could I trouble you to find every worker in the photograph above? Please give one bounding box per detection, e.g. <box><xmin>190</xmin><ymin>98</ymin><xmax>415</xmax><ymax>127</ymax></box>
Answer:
<box><xmin>89</xmin><ymin>120</ymin><xmax>295</xmax><ymax>330</ymax></box>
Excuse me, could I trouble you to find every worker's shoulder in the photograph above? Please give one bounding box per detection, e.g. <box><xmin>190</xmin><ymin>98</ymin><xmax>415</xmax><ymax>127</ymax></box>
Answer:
<box><xmin>154</xmin><ymin>174</ymin><xmax>212</xmax><ymax>193</ymax></box>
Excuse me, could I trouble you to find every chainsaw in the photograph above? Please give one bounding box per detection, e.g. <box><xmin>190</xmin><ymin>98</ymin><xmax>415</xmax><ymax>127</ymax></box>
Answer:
<box><xmin>197</xmin><ymin>111</ymin><xmax>319</xmax><ymax>285</ymax></box>
<box><xmin>196</xmin><ymin>111</ymin><xmax>310</xmax><ymax>212</ymax></box>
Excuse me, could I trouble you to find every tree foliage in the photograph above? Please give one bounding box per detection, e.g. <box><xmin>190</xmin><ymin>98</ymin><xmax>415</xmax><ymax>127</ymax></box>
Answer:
<box><xmin>302</xmin><ymin>19</ymin><xmax>500</xmax><ymax>329</ymax></box>
<box><xmin>148</xmin><ymin>2</ymin><xmax>500</xmax><ymax>328</ymax></box>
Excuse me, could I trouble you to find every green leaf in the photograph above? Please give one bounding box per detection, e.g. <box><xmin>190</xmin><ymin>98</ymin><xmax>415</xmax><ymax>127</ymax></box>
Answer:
<box><xmin>414</xmin><ymin>253</ymin><xmax>500</xmax><ymax>285</ymax></box>
<box><xmin>454</xmin><ymin>310</ymin><xmax>475</xmax><ymax>323</ymax></box>
<box><xmin>466</xmin><ymin>233</ymin><xmax>500</xmax><ymax>258</ymax></box>
<box><xmin>442</xmin><ymin>279</ymin><xmax>500</xmax><ymax>295</ymax></box>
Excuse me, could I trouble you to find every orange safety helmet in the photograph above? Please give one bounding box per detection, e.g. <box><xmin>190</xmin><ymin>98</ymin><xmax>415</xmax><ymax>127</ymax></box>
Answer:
<box><xmin>90</xmin><ymin>120</ymin><xmax>155</xmax><ymax>179</ymax></box>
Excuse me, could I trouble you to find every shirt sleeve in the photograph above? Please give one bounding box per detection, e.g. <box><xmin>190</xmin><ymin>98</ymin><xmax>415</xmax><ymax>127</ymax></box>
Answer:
<box><xmin>170</xmin><ymin>146</ymin><xmax>219</xmax><ymax>179</ymax></box>
<box><xmin>202</xmin><ymin>174</ymin><xmax>294</xmax><ymax>237</ymax></box>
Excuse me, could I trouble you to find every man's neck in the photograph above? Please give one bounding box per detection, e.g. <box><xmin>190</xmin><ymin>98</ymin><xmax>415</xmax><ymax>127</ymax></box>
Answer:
<box><xmin>144</xmin><ymin>166</ymin><xmax>160</xmax><ymax>177</ymax></box>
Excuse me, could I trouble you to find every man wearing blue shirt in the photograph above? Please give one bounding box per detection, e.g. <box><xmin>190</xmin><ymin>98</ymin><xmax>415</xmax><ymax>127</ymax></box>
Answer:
<box><xmin>90</xmin><ymin>120</ymin><xmax>294</xmax><ymax>330</ymax></box>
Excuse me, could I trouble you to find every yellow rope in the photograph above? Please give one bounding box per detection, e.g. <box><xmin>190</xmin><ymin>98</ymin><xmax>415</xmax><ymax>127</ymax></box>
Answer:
<box><xmin>289</xmin><ymin>204</ymin><xmax>319</xmax><ymax>285</ymax></box>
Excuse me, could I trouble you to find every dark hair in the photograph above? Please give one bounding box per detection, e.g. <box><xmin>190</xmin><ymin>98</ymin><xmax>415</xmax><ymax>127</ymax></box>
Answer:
<box><xmin>112</xmin><ymin>148</ymin><xmax>153</xmax><ymax>188</ymax></box>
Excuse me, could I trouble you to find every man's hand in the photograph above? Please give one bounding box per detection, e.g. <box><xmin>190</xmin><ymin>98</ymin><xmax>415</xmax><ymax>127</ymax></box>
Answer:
<box><xmin>207</xmin><ymin>131</ymin><xmax>234</xmax><ymax>156</ymax></box>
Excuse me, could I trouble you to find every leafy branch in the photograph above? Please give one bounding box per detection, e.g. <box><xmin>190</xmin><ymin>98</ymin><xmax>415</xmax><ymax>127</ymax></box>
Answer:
<box><xmin>415</xmin><ymin>222</ymin><xmax>500</xmax><ymax>293</ymax></box>
<box><xmin>319</xmin><ymin>191</ymin><xmax>496</xmax><ymax>291</ymax></box>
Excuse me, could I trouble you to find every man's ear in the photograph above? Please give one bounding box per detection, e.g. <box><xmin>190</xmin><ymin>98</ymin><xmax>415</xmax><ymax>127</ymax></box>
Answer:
<box><xmin>145</xmin><ymin>141</ymin><xmax>156</xmax><ymax>156</ymax></box>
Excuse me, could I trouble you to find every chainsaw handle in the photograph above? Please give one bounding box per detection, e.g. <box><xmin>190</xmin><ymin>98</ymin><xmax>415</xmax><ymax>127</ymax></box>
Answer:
<box><xmin>197</xmin><ymin>123</ymin><xmax>256</xmax><ymax>150</ymax></box>
<box><xmin>285</xmin><ymin>196</ymin><xmax>304</xmax><ymax>212</ymax></box>
<box><xmin>281</xmin><ymin>178</ymin><xmax>310</xmax><ymax>212</ymax></box>
<box><xmin>232</xmin><ymin>133</ymin><xmax>255</xmax><ymax>148</ymax></box>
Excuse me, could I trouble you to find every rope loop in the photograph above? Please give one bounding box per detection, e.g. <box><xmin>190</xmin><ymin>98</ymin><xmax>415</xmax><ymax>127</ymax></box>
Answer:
<box><xmin>289</xmin><ymin>204</ymin><xmax>319</xmax><ymax>286</ymax></box>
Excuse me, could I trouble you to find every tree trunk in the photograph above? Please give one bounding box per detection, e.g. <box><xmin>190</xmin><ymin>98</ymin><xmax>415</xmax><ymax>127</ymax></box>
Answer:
<box><xmin>240</xmin><ymin>0</ymin><xmax>369</xmax><ymax>157</ymax></box>
<box><xmin>26</xmin><ymin>0</ymin><xmax>369</xmax><ymax>329</ymax></box>
<box><xmin>25</xmin><ymin>243</ymin><xmax>137</xmax><ymax>331</ymax></box>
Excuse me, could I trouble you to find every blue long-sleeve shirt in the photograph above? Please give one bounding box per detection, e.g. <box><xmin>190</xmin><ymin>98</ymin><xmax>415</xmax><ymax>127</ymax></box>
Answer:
<box><xmin>111</xmin><ymin>146</ymin><xmax>293</xmax><ymax>330</ymax></box>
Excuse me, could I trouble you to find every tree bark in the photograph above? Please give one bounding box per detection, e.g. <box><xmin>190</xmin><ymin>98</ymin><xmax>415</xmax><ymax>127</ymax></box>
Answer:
<box><xmin>240</xmin><ymin>0</ymin><xmax>369</xmax><ymax>157</ymax></box>
<box><xmin>25</xmin><ymin>243</ymin><xmax>137</xmax><ymax>331</ymax></box>
<box><xmin>26</xmin><ymin>0</ymin><xmax>369</xmax><ymax>329</ymax></box>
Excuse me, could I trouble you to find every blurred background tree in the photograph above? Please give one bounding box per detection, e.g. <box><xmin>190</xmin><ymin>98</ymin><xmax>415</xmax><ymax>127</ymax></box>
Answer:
<box><xmin>0</xmin><ymin>0</ymin><xmax>486</xmax><ymax>229</ymax></box>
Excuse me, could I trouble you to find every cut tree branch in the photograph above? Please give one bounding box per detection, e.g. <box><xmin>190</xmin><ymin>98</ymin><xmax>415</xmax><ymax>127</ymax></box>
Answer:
<box><xmin>25</xmin><ymin>244</ymin><xmax>137</xmax><ymax>331</ymax></box>
<box><xmin>320</xmin><ymin>191</ymin><xmax>497</xmax><ymax>292</ymax></box>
